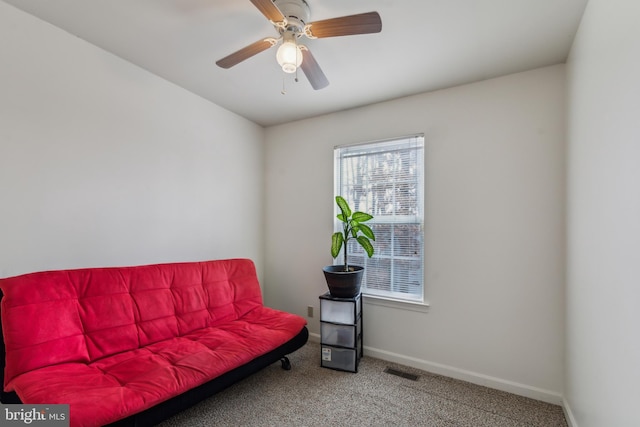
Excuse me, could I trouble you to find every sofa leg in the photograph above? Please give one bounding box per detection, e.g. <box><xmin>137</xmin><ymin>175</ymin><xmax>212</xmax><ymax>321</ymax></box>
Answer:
<box><xmin>280</xmin><ymin>356</ymin><xmax>291</xmax><ymax>370</ymax></box>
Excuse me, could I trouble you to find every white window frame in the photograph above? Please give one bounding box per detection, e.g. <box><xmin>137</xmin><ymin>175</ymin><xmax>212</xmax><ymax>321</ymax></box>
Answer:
<box><xmin>333</xmin><ymin>135</ymin><xmax>425</xmax><ymax>305</ymax></box>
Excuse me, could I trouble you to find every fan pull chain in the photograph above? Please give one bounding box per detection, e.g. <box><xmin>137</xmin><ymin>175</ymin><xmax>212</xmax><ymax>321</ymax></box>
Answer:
<box><xmin>281</xmin><ymin>66</ymin><xmax>300</xmax><ymax>95</ymax></box>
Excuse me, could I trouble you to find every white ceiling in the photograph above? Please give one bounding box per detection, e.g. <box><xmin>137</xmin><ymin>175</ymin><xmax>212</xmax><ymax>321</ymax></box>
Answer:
<box><xmin>3</xmin><ymin>0</ymin><xmax>587</xmax><ymax>127</ymax></box>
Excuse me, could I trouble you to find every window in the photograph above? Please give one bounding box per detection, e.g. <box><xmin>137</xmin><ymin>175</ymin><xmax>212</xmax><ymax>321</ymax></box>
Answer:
<box><xmin>334</xmin><ymin>135</ymin><xmax>425</xmax><ymax>303</ymax></box>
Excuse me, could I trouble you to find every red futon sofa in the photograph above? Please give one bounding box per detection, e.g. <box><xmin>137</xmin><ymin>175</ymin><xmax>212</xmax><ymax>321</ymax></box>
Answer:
<box><xmin>0</xmin><ymin>258</ymin><xmax>308</xmax><ymax>426</ymax></box>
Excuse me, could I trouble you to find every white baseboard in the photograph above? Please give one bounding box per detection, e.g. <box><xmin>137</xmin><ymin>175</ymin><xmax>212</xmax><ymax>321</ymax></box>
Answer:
<box><xmin>307</xmin><ymin>332</ymin><xmax>563</xmax><ymax>405</ymax></box>
<box><xmin>308</xmin><ymin>332</ymin><xmax>320</xmax><ymax>343</ymax></box>
<box><xmin>562</xmin><ymin>398</ymin><xmax>578</xmax><ymax>427</ymax></box>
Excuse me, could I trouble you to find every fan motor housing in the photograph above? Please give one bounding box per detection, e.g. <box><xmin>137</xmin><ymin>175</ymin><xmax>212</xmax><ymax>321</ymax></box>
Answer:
<box><xmin>274</xmin><ymin>0</ymin><xmax>310</xmax><ymax>32</ymax></box>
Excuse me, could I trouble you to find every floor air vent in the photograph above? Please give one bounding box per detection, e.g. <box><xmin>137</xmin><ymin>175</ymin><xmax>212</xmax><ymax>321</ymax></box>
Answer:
<box><xmin>384</xmin><ymin>367</ymin><xmax>419</xmax><ymax>381</ymax></box>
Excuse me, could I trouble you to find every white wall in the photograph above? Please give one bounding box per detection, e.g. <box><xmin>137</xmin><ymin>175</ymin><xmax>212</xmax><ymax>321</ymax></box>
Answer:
<box><xmin>565</xmin><ymin>0</ymin><xmax>640</xmax><ymax>425</ymax></box>
<box><xmin>0</xmin><ymin>2</ymin><xmax>265</xmax><ymax>279</ymax></box>
<box><xmin>264</xmin><ymin>65</ymin><xmax>566</xmax><ymax>401</ymax></box>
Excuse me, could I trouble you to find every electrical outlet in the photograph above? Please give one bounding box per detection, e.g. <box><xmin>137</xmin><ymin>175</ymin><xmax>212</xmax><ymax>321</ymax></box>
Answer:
<box><xmin>307</xmin><ymin>306</ymin><xmax>314</xmax><ymax>318</ymax></box>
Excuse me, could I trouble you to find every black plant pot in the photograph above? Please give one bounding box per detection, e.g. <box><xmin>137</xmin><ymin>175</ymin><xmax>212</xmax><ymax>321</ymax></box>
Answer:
<box><xmin>322</xmin><ymin>265</ymin><xmax>364</xmax><ymax>298</ymax></box>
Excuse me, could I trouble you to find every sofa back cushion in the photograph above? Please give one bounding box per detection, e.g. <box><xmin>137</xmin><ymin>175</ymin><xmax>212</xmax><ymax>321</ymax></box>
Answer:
<box><xmin>0</xmin><ymin>258</ymin><xmax>262</xmax><ymax>388</ymax></box>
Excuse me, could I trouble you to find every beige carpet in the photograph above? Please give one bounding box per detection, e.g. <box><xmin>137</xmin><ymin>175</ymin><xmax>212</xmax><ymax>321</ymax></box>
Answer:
<box><xmin>158</xmin><ymin>342</ymin><xmax>567</xmax><ymax>427</ymax></box>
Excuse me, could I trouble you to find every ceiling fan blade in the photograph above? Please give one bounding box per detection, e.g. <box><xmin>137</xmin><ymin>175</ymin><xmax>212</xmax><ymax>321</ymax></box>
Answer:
<box><xmin>216</xmin><ymin>38</ymin><xmax>276</xmax><ymax>69</ymax></box>
<box><xmin>300</xmin><ymin>47</ymin><xmax>329</xmax><ymax>90</ymax></box>
<box><xmin>250</xmin><ymin>0</ymin><xmax>285</xmax><ymax>23</ymax></box>
<box><xmin>305</xmin><ymin>11</ymin><xmax>382</xmax><ymax>38</ymax></box>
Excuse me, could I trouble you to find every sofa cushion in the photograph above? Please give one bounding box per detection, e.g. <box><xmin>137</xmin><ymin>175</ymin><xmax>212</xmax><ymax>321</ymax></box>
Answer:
<box><xmin>7</xmin><ymin>306</ymin><xmax>305</xmax><ymax>427</ymax></box>
<box><xmin>0</xmin><ymin>259</ymin><xmax>266</xmax><ymax>388</ymax></box>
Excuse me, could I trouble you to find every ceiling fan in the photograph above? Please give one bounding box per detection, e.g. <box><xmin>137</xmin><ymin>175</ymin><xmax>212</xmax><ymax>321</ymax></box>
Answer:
<box><xmin>216</xmin><ymin>0</ymin><xmax>382</xmax><ymax>90</ymax></box>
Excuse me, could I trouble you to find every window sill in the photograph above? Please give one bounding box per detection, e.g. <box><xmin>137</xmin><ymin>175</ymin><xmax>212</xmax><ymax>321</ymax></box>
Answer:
<box><xmin>362</xmin><ymin>294</ymin><xmax>430</xmax><ymax>313</ymax></box>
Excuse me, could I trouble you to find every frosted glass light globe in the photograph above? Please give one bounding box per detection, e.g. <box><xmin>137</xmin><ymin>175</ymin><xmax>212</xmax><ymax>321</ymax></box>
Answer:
<box><xmin>276</xmin><ymin>41</ymin><xmax>303</xmax><ymax>73</ymax></box>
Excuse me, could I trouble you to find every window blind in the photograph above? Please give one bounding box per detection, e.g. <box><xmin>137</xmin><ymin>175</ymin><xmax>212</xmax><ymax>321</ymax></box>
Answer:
<box><xmin>334</xmin><ymin>135</ymin><xmax>425</xmax><ymax>302</ymax></box>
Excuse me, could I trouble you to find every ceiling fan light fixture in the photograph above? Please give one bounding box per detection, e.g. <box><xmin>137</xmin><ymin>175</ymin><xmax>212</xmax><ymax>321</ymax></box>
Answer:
<box><xmin>217</xmin><ymin>0</ymin><xmax>382</xmax><ymax>90</ymax></box>
<box><xmin>276</xmin><ymin>32</ymin><xmax>303</xmax><ymax>73</ymax></box>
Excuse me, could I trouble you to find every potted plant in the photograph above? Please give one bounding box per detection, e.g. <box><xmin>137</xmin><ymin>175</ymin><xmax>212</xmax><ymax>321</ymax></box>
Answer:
<box><xmin>323</xmin><ymin>195</ymin><xmax>375</xmax><ymax>298</ymax></box>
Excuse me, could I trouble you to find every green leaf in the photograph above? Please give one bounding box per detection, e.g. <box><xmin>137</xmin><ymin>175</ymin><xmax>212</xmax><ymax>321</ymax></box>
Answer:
<box><xmin>336</xmin><ymin>213</ymin><xmax>347</xmax><ymax>223</ymax></box>
<box><xmin>331</xmin><ymin>232</ymin><xmax>344</xmax><ymax>258</ymax></box>
<box><xmin>352</xmin><ymin>212</ymin><xmax>373</xmax><ymax>222</ymax></box>
<box><xmin>357</xmin><ymin>236</ymin><xmax>375</xmax><ymax>258</ymax></box>
<box><xmin>335</xmin><ymin>196</ymin><xmax>351</xmax><ymax>218</ymax></box>
<box><xmin>358</xmin><ymin>224</ymin><xmax>375</xmax><ymax>240</ymax></box>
